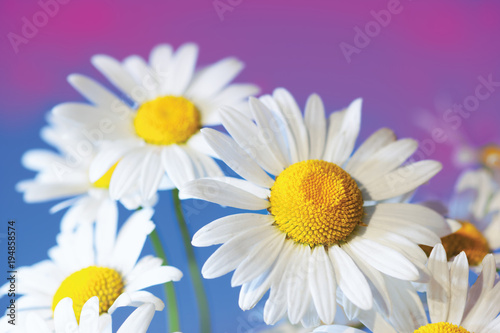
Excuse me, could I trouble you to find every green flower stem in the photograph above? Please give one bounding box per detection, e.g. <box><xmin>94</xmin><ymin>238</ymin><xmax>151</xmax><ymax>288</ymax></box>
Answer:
<box><xmin>149</xmin><ymin>229</ymin><xmax>181</xmax><ymax>332</ymax></box>
<box><xmin>172</xmin><ymin>188</ymin><xmax>211</xmax><ymax>333</ymax></box>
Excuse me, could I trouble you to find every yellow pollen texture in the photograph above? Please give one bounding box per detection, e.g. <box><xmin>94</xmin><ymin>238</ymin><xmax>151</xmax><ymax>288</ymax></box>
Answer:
<box><xmin>52</xmin><ymin>266</ymin><xmax>124</xmax><ymax>322</ymax></box>
<box><xmin>269</xmin><ymin>160</ymin><xmax>364</xmax><ymax>247</ymax></box>
<box><xmin>414</xmin><ymin>322</ymin><xmax>471</xmax><ymax>333</ymax></box>
<box><xmin>421</xmin><ymin>221</ymin><xmax>490</xmax><ymax>266</ymax></box>
<box><xmin>134</xmin><ymin>95</ymin><xmax>201</xmax><ymax>145</ymax></box>
<box><xmin>92</xmin><ymin>162</ymin><xmax>118</xmax><ymax>189</ymax></box>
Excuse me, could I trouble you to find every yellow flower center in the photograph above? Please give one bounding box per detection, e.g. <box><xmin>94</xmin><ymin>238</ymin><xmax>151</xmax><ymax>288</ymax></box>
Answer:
<box><xmin>480</xmin><ymin>144</ymin><xmax>500</xmax><ymax>170</ymax></box>
<box><xmin>414</xmin><ymin>322</ymin><xmax>470</xmax><ymax>333</ymax></box>
<box><xmin>421</xmin><ymin>221</ymin><xmax>490</xmax><ymax>266</ymax></box>
<box><xmin>269</xmin><ymin>160</ymin><xmax>364</xmax><ymax>247</ymax></box>
<box><xmin>52</xmin><ymin>266</ymin><xmax>124</xmax><ymax>322</ymax></box>
<box><xmin>92</xmin><ymin>162</ymin><xmax>118</xmax><ymax>189</ymax></box>
<box><xmin>134</xmin><ymin>95</ymin><xmax>201</xmax><ymax>145</ymax></box>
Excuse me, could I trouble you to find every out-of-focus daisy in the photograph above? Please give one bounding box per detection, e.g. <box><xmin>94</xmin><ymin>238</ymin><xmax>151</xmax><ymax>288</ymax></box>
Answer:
<box><xmin>5</xmin><ymin>297</ymin><xmax>156</xmax><ymax>333</ymax></box>
<box><xmin>441</xmin><ymin>168</ymin><xmax>500</xmax><ymax>270</ymax></box>
<box><xmin>0</xmin><ymin>208</ymin><xmax>182</xmax><ymax>326</ymax></box>
<box><xmin>314</xmin><ymin>244</ymin><xmax>500</xmax><ymax>333</ymax></box>
<box><xmin>52</xmin><ymin>43</ymin><xmax>258</xmax><ymax>200</ymax></box>
<box><xmin>17</xmin><ymin>117</ymin><xmax>157</xmax><ymax>232</ymax></box>
<box><xmin>180</xmin><ymin>89</ymin><xmax>449</xmax><ymax>326</ymax></box>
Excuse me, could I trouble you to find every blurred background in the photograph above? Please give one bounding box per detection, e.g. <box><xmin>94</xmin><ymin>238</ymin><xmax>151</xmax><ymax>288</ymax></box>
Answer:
<box><xmin>1</xmin><ymin>0</ymin><xmax>500</xmax><ymax>332</ymax></box>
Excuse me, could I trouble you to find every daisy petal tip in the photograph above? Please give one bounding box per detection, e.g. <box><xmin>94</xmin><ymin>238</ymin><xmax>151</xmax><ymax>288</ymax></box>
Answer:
<box><xmin>429</xmin><ymin>243</ymin><xmax>446</xmax><ymax>260</ymax></box>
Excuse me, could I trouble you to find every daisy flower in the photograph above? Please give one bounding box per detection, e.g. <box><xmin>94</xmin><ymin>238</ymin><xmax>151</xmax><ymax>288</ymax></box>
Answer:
<box><xmin>180</xmin><ymin>89</ymin><xmax>450</xmax><ymax>326</ymax></box>
<box><xmin>6</xmin><ymin>297</ymin><xmax>156</xmax><ymax>333</ymax></box>
<box><xmin>51</xmin><ymin>43</ymin><xmax>259</xmax><ymax>200</ymax></box>
<box><xmin>17</xmin><ymin>117</ymin><xmax>157</xmax><ymax>232</ymax></box>
<box><xmin>314</xmin><ymin>244</ymin><xmax>500</xmax><ymax>333</ymax></box>
<box><xmin>0</xmin><ymin>208</ymin><xmax>182</xmax><ymax>326</ymax></box>
<box><xmin>441</xmin><ymin>168</ymin><xmax>500</xmax><ymax>269</ymax></box>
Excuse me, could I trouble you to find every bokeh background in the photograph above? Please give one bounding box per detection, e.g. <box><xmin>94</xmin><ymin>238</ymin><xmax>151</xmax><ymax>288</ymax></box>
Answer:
<box><xmin>1</xmin><ymin>0</ymin><xmax>500</xmax><ymax>332</ymax></box>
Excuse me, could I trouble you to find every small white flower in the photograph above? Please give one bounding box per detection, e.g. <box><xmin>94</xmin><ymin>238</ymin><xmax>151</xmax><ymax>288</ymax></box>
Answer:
<box><xmin>51</xmin><ymin>43</ymin><xmax>259</xmax><ymax>200</ymax></box>
<box><xmin>17</xmin><ymin>117</ymin><xmax>156</xmax><ymax>232</ymax></box>
<box><xmin>0</xmin><ymin>209</ymin><xmax>182</xmax><ymax>327</ymax></box>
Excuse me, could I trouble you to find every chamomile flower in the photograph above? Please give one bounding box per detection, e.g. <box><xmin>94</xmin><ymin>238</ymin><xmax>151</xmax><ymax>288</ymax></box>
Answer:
<box><xmin>314</xmin><ymin>244</ymin><xmax>500</xmax><ymax>333</ymax></box>
<box><xmin>51</xmin><ymin>43</ymin><xmax>259</xmax><ymax>200</ymax></box>
<box><xmin>445</xmin><ymin>168</ymin><xmax>500</xmax><ymax>269</ymax></box>
<box><xmin>180</xmin><ymin>89</ymin><xmax>450</xmax><ymax>327</ymax></box>
<box><xmin>17</xmin><ymin>117</ymin><xmax>157</xmax><ymax>232</ymax></box>
<box><xmin>5</xmin><ymin>297</ymin><xmax>156</xmax><ymax>333</ymax></box>
<box><xmin>0</xmin><ymin>208</ymin><xmax>182</xmax><ymax>326</ymax></box>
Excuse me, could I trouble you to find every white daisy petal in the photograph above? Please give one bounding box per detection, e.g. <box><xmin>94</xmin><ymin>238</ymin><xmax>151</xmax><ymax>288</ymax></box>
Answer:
<box><xmin>300</xmin><ymin>299</ymin><xmax>321</xmax><ymax>328</ymax></box>
<box><xmin>149</xmin><ymin>43</ymin><xmax>173</xmax><ymax>79</ymax></box>
<box><xmin>183</xmin><ymin>146</ymin><xmax>224</xmax><ymax>179</ymax></box>
<box><xmin>95</xmin><ymin>198</ymin><xmax>118</xmax><ymax>264</ymax></box>
<box><xmin>251</xmin><ymin>97</ymin><xmax>291</xmax><ymax>167</ymax></box>
<box><xmin>125</xmin><ymin>266</ymin><xmax>183</xmax><ymax>292</ymax></box>
<box><xmin>286</xmin><ymin>245</ymin><xmax>312</xmax><ymax>324</ymax></box>
<box><xmin>200</xmin><ymin>83</ymin><xmax>260</xmax><ymax>126</ymax></box>
<box><xmin>110</xmin><ymin>208</ymin><xmax>155</xmax><ymax>274</ymax></box>
<box><xmin>54</xmin><ymin>298</ymin><xmax>78</xmax><ymax>332</ymax></box>
<box><xmin>344</xmin><ymin>127</ymin><xmax>396</xmax><ymax>174</ymax></box>
<box><xmin>201</xmin><ymin>225</ymin><xmax>275</xmax><ymax>279</ymax></box>
<box><xmin>308</xmin><ymin>246</ymin><xmax>337</xmax><ymax>324</ymax></box>
<box><xmin>117</xmin><ymin>303</ymin><xmax>155</xmax><ymax>333</ymax></box>
<box><xmin>186</xmin><ymin>57</ymin><xmax>244</xmax><ymax>99</ymax></box>
<box><xmin>231</xmin><ymin>229</ymin><xmax>285</xmax><ymax>286</ymax></box>
<box><xmin>192</xmin><ymin>213</ymin><xmax>274</xmax><ymax>247</ymax></box>
<box><xmin>202</xmin><ymin>128</ymin><xmax>275</xmax><ymax>188</ymax></box>
<box><xmin>109</xmin><ymin>149</ymin><xmax>147</xmax><ymax>200</ymax></box>
<box><xmin>79</xmin><ymin>296</ymin><xmax>99</xmax><ymax>333</ymax></box>
<box><xmin>139</xmin><ymin>148</ymin><xmax>164</xmax><ymax>200</ymax></box>
<box><xmin>109</xmin><ymin>291</ymin><xmax>164</xmax><ymax>313</ymax></box>
<box><xmin>222</xmin><ymin>105</ymin><xmax>286</xmax><ymax>175</ymax></box>
<box><xmin>169</xmin><ymin>43</ymin><xmax>199</xmax><ymax>95</ymax></box>
<box><xmin>272</xmin><ymin>88</ymin><xmax>309</xmax><ymax>162</ymax></box>
<box><xmin>123</xmin><ymin>55</ymin><xmax>159</xmax><ymax>99</ymax></box>
<box><xmin>361</xmin><ymin>160</ymin><xmax>442</xmax><ymax>201</ymax></box>
<box><xmin>351</xmin><ymin>138</ymin><xmax>418</xmax><ymax>184</ymax></box>
<box><xmin>329</xmin><ymin>245</ymin><xmax>372</xmax><ymax>310</ymax></box>
<box><xmin>347</xmin><ymin>237</ymin><xmax>420</xmax><ymax>281</ymax></box>
<box><xmin>304</xmin><ymin>93</ymin><xmax>327</xmax><ymax>160</ymax></box>
<box><xmin>162</xmin><ymin>145</ymin><xmax>195</xmax><ymax>189</ymax></box>
<box><xmin>91</xmin><ymin>55</ymin><xmax>144</xmax><ymax>104</ymax></box>
<box><xmin>447</xmin><ymin>252</ymin><xmax>469</xmax><ymax>325</ymax></box>
<box><xmin>67</xmin><ymin>74</ymin><xmax>134</xmax><ymax>113</ymax></box>
<box><xmin>186</xmin><ymin>131</ymin><xmax>219</xmax><ymax>158</ymax></box>
<box><xmin>314</xmin><ymin>326</ymin><xmax>366</xmax><ymax>333</ymax></box>
<box><xmin>364</xmin><ymin>203</ymin><xmax>450</xmax><ymax>237</ymax></box>
<box><xmin>179</xmin><ymin>178</ymin><xmax>270</xmax><ymax>210</ymax></box>
<box><xmin>238</xmin><ymin>241</ymin><xmax>294</xmax><ymax>311</ymax></box>
<box><xmin>89</xmin><ymin>139</ymin><xmax>143</xmax><ymax>182</ymax></box>
<box><xmin>427</xmin><ymin>244</ymin><xmax>451</xmax><ymax>324</ymax></box>
<box><xmin>342</xmin><ymin>243</ymin><xmax>392</xmax><ymax>315</ymax></box>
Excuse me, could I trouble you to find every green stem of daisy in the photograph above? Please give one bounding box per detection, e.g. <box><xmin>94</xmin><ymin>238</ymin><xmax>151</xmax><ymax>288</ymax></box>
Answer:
<box><xmin>149</xmin><ymin>229</ymin><xmax>181</xmax><ymax>332</ymax></box>
<box><xmin>172</xmin><ymin>188</ymin><xmax>212</xmax><ymax>333</ymax></box>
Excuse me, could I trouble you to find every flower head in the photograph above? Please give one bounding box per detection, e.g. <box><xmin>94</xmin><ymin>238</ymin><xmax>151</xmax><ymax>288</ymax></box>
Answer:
<box><xmin>180</xmin><ymin>89</ymin><xmax>449</xmax><ymax>326</ymax></box>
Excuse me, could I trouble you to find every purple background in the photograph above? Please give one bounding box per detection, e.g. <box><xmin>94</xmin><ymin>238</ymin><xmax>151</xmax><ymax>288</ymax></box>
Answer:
<box><xmin>1</xmin><ymin>0</ymin><xmax>500</xmax><ymax>332</ymax></box>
